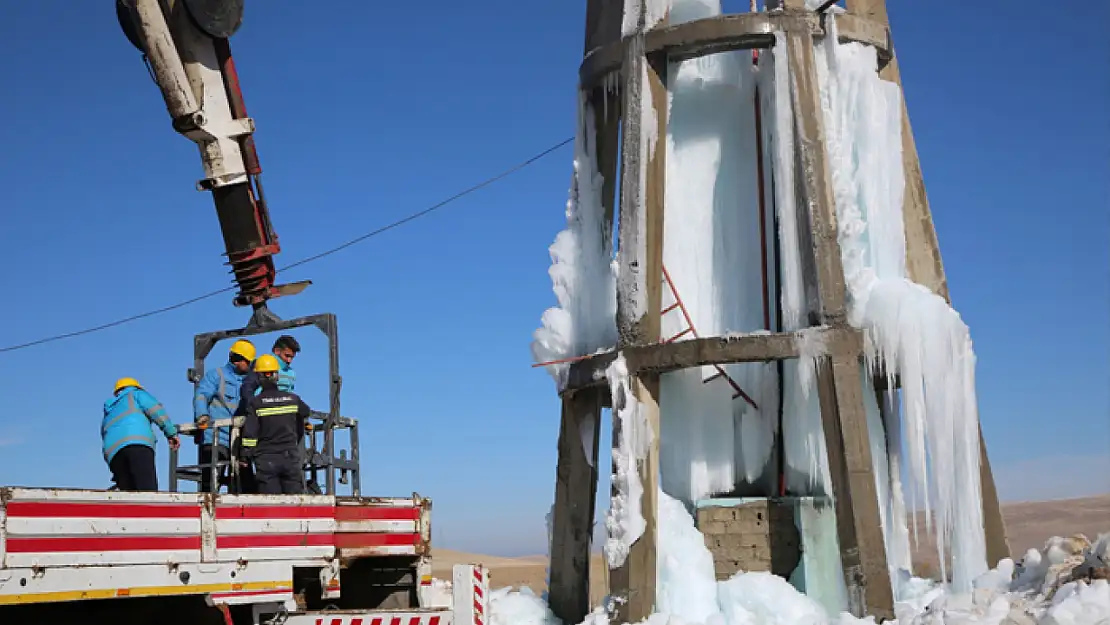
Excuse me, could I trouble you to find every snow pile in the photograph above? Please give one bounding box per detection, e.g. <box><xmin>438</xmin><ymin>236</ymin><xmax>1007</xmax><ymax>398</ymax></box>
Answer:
<box><xmin>424</xmin><ymin>577</ymin><xmax>454</xmax><ymax>609</ymax></box>
<box><xmin>490</xmin><ymin>586</ymin><xmax>562</xmax><ymax>625</ymax></box>
<box><xmin>531</xmin><ymin>92</ymin><xmax>618</xmax><ymax>388</ymax></box>
<box><xmin>483</xmin><ymin>502</ymin><xmax>1110</xmax><ymax>625</ymax></box>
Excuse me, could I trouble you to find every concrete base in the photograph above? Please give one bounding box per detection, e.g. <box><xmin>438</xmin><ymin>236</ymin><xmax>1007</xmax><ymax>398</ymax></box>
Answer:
<box><xmin>694</xmin><ymin>497</ymin><xmax>848</xmax><ymax>616</ymax></box>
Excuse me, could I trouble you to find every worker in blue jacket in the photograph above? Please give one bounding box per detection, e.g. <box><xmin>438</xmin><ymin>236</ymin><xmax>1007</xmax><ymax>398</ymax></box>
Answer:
<box><xmin>237</xmin><ymin>334</ymin><xmax>300</xmax><ymax>408</ymax></box>
<box><xmin>102</xmin><ymin>378</ymin><xmax>180</xmax><ymax>491</ymax></box>
<box><xmin>193</xmin><ymin>339</ymin><xmax>255</xmax><ymax>493</ymax></box>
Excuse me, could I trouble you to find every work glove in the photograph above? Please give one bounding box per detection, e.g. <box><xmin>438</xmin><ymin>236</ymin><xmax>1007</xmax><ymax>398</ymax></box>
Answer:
<box><xmin>196</xmin><ymin>415</ymin><xmax>210</xmax><ymax>428</ymax></box>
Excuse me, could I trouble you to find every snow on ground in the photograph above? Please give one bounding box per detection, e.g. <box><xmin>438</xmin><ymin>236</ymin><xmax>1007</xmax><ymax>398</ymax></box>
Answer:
<box><xmin>477</xmin><ymin>495</ymin><xmax>1110</xmax><ymax>625</ymax></box>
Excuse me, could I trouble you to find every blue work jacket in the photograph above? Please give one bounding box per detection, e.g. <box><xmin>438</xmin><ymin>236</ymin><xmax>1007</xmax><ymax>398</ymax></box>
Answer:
<box><xmin>277</xmin><ymin>360</ymin><xmax>295</xmax><ymax>393</ymax></box>
<box><xmin>193</xmin><ymin>363</ymin><xmax>245</xmax><ymax>448</ymax></box>
<box><xmin>102</xmin><ymin>388</ymin><xmax>176</xmax><ymax>464</ymax></box>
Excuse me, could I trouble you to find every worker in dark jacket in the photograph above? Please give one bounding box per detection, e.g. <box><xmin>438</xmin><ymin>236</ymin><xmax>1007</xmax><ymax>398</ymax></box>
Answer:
<box><xmin>234</xmin><ymin>335</ymin><xmax>302</xmax><ymax>493</ymax></box>
<box><xmin>240</xmin><ymin>354</ymin><xmax>311</xmax><ymax>494</ymax></box>
<box><xmin>102</xmin><ymin>378</ymin><xmax>180</xmax><ymax>491</ymax></box>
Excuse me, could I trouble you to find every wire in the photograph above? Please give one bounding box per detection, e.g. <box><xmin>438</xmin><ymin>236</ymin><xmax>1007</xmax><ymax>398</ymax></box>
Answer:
<box><xmin>0</xmin><ymin>137</ymin><xmax>574</xmax><ymax>354</ymax></box>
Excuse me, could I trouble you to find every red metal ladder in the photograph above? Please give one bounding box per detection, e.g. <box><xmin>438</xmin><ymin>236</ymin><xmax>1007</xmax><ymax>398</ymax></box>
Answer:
<box><xmin>660</xmin><ymin>265</ymin><xmax>759</xmax><ymax>409</ymax></box>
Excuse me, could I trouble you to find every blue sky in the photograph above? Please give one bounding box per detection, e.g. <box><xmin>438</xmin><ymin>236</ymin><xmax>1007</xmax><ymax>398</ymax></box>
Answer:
<box><xmin>0</xmin><ymin>2</ymin><xmax>1106</xmax><ymax>557</ymax></box>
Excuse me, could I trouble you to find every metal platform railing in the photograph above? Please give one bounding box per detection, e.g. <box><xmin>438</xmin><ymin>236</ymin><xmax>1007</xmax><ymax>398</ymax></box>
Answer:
<box><xmin>168</xmin><ymin>413</ymin><xmax>360</xmax><ymax>494</ymax></box>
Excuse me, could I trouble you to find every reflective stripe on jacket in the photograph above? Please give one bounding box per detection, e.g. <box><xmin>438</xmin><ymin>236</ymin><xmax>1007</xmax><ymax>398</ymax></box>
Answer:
<box><xmin>242</xmin><ymin>387</ymin><xmax>311</xmax><ymax>455</ymax></box>
<box><xmin>102</xmin><ymin>388</ymin><xmax>176</xmax><ymax>463</ymax></box>
<box><xmin>192</xmin><ymin>363</ymin><xmax>244</xmax><ymax>447</ymax></box>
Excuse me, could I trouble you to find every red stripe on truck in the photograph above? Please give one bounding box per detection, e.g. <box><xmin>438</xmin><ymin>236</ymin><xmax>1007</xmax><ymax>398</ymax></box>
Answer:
<box><xmin>6</xmin><ymin>501</ymin><xmax>201</xmax><ymax>519</ymax></box>
<box><xmin>5</xmin><ymin>535</ymin><xmax>202</xmax><ymax>552</ymax></box>
<box><xmin>215</xmin><ymin>505</ymin><xmax>336</xmax><ymax>520</ymax></box>
<box><xmin>334</xmin><ymin>506</ymin><xmax>420</xmax><ymax>521</ymax></box>
<box><xmin>333</xmin><ymin>532</ymin><xmax>421</xmax><ymax>548</ymax></box>
<box><xmin>218</xmin><ymin>533</ymin><xmax>334</xmax><ymax>549</ymax></box>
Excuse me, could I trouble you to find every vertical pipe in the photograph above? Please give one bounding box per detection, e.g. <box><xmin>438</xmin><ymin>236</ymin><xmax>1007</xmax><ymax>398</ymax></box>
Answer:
<box><xmin>326</xmin><ymin>314</ymin><xmax>341</xmax><ymax>495</ymax></box>
<box><xmin>169</xmin><ymin>446</ymin><xmax>179</xmax><ymax>492</ymax></box>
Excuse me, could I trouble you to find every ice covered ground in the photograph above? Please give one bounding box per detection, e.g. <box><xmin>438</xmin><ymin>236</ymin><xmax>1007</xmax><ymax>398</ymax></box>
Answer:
<box><xmin>433</xmin><ymin>494</ymin><xmax>1110</xmax><ymax>625</ymax></box>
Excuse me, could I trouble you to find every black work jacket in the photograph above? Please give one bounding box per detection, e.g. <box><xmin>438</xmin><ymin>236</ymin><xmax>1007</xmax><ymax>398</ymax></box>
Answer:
<box><xmin>242</xmin><ymin>386</ymin><xmax>311</xmax><ymax>456</ymax></box>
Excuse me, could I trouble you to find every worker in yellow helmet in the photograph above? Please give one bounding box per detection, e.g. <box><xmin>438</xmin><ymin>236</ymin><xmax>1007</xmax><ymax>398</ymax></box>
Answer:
<box><xmin>241</xmin><ymin>354</ymin><xmax>312</xmax><ymax>494</ymax></box>
<box><xmin>193</xmin><ymin>339</ymin><xmax>256</xmax><ymax>493</ymax></box>
<box><xmin>102</xmin><ymin>378</ymin><xmax>180</xmax><ymax>491</ymax></box>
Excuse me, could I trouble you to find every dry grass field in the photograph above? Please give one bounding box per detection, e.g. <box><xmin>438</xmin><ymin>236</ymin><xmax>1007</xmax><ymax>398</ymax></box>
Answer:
<box><xmin>431</xmin><ymin>494</ymin><xmax>1110</xmax><ymax>602</ymax></box>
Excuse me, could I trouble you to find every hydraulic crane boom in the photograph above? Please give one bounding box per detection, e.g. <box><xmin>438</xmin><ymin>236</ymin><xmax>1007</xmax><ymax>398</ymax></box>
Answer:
<box><xmin>115</xmin><ymin>0</ymin><xmax>309</xmax><ymax>327</ymax></box>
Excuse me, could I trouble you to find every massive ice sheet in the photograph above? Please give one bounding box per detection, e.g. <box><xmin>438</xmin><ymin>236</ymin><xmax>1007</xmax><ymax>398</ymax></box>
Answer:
<box><xmin>660</xmin><ymin>0</ymin><xmax>779</xmax><ymax>508</ymax></box>
<box><xmin>532</xmin><ymin>92</ymin><xmax>617</xmax><ymax>388</ymax></box>
<box><xmin>535</xmin><ymin>0</ymin><xmax>990</xmax><ymax>605</ymax></box>
<box><xmin>814</xmin><ymin>23</ymin><xmax>987</xmax><ymax>591</ymax></box>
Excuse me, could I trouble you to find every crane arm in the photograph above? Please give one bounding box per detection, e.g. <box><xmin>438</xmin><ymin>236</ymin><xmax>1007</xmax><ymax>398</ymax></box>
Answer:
<box><xmin>116</xmin><ymin>0</ymin><xmax>309</xmax><ymax>326</ymax></box>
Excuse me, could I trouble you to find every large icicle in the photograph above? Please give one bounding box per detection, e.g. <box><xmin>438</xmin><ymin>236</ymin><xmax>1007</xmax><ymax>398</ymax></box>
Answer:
<box><xmin>531</xmin><ymin>92</ymin><xmax>617</xmax><ymax>388</ymax></box>
<box><xmin>659</xmin><ymin>0</ymin><xmax>778</xmax><ymax>508</ymax></box>
<box><xmin>816</xmin><ymin>22</ymin><xmax>988</xmax><ymax>592</ymax></box>
<box><xmin>765</xmin><ymin>34</ymin><xmax>831</xmax><ymax>496</ymax></box>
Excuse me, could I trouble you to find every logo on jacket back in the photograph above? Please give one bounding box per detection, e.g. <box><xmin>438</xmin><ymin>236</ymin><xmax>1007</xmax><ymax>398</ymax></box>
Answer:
<box><xmin>260</xmin><ymin>395</ymin><xmax>295</xmax><ymax>403</ymax></box>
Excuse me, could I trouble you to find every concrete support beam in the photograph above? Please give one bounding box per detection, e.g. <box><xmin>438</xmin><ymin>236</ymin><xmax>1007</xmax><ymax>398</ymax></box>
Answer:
<box><xmin>608</xmin><ymin>12</ymin><xmax>668</xmax><ymax>620</ymax></box>
<box><xmin>785</xmin><ymin>26</ymin><xmax>894</xmax><ymax>619</ymax></box>
<box><xmin>546</xmin><ymin>3</ymin><xmax>623</xmax><ymax>622</ymax></box>
<box><xmin>548</xmin><ymin>389</ymin><xmax>604</xmax><ymax>624</ymax></box>
<box><xmin>562</xmin><ymin>327</ymin><xmax>849</xmax><ymax>393</ymax></box>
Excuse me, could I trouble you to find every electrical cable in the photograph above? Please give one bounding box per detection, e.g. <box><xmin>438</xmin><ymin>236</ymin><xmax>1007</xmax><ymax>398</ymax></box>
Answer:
<box><xmin>0</xmin><ymin>137</ymin><xmax>574</xmax><ymax>354</ymax></box>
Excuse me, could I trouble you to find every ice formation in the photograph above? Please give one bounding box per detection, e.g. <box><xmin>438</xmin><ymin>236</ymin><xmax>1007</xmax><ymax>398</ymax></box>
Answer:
<box><xmin>605</xmin><ymin>355</ymin><xmax>653</xmax><ymax>568</ymax></box>
<box><xmin>531</xmin><ymin>91</ymin><xmax>617</xmax><ymax>389</ymax></box>
<box><xmin>659</xmin><ymin>0</ymin><xmax>779</xmax><ymax>509</ymax></box>
<box><xmin>534</xmin><ymin>0</ymin><xmax>993</xmax><ymax>608</ymax></box>
<box><xmin>622</xmin><ymin>0</ymin><xmax>671</xmax><ymax>37</ymax></box>
<box><xmin>814</xmin><ymin>20</ymin><xmax>986</xmax><ymax>590</ymax></box>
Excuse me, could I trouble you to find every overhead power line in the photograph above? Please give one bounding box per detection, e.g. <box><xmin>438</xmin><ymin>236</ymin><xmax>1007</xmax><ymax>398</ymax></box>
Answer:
<box><xmin>0</xmin><ymin>137</ymin><xmax>574</xmax><ymax>354</ymax></box>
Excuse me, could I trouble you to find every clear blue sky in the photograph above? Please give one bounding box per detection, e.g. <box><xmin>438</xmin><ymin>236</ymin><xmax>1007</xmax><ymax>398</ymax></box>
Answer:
<box><xmin>0</xmin><ymin>2</ymin><xmax>1105</xmax><ymax>557</ymax></box>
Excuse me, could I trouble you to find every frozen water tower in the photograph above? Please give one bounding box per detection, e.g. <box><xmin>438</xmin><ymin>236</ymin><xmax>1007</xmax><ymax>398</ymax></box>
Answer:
<box><xmin>537</xmin><ymin>1</ymin><xmax>1010</xmax><ymax>624</ymax></box>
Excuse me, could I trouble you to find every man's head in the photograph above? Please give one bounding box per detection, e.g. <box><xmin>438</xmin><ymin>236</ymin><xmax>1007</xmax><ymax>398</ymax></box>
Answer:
<box><xmin>272</xmin><ymin>335</ymin><xmax>301</xmax><ymax>366</ymax></box>
<box><xmin>254</xmin><ymin>354</ymin><xmax>281</xmax><ymax>389</ymax></box>
<box><xmin>229</xmin><ymin>339</ymin><xmax>257</xmax><ymax>374</ymax></box>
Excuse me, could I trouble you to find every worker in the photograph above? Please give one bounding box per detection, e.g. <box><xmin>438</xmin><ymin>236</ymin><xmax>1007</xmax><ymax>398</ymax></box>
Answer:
<box><xmin>237</xmin><ymin>334</ymin><xmax>301</xmax><ymax>410</ymax></box>
<box><xmin>232</xmin><ymin>334</ymin><xmax>302</xmax><ymax>494</ymax></box>
<box><xmin>240</xmin><ymin>354</ymin><xmax>312</xmax><ymax>495</ymax></box>
<box><xmin>193</xmin><ymin>339</ymin><xmax>255</xmax><ymax>493</ymax></box>
<box><xmin>272</xmin><ymin>335</ymin><xmax>300</xmax><ymax>392</ymax></box>
<box><xmin>102</xmin><ymin>378</ymin><xmax>180</xmax><ymax>492</ymax></box>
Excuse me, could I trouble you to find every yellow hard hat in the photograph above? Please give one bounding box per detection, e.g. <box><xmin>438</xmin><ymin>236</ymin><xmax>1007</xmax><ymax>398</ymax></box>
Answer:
<box><xmin>114</xmin><ymin>377</ymin><xmax>142</xmax><ymax>394</ymax></box>
<box><xmin>254</xmin><ymin>354</ymin><xmax>280</xmax><ymax>374</ymax></box>
<box><xmin>229</xmin><ymin>339</ymin><xmax>256</xmax><ymax>361</ymax></box>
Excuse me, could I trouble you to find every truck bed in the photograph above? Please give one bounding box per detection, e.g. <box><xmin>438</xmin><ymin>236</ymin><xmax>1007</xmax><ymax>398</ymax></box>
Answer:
<box><xmin>0</xmin><ymin>487</ymin><xmax>431</xmax><ymax>607</ymax></box>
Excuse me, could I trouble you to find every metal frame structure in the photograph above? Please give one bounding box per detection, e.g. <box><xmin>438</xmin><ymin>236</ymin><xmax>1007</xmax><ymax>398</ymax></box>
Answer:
<box><xmin>545</xmin><ymin>2</ymin><xmax>1008</xmax><ymax>624</ymax></box>
<box><xmin>168</xmin><ymin>312</ymin><xmax>361</xmax><ymax>496</ymax></box>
